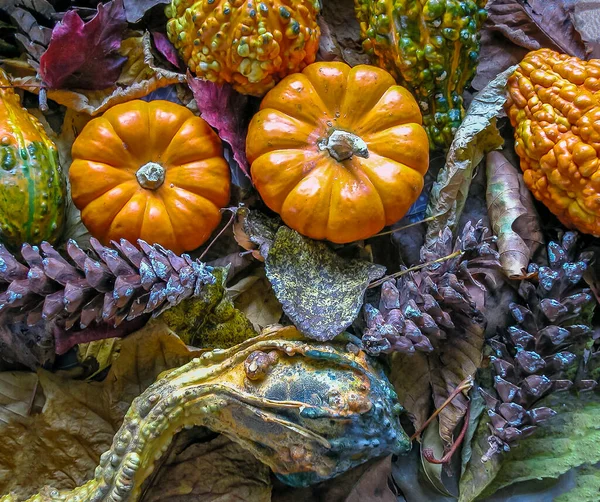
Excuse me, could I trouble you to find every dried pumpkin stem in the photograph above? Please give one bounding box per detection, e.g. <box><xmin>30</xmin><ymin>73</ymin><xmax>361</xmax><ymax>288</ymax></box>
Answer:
<box><xmin>321</xmin><ymin>129</ymin><xmax>369</xmax><ymax>162</ymax></box>
<box><xmin>136</xmin><ymin>162</ymin><xmax>165</xmax><ymax>190</ymax></box>
<box><xmin>368</xmin><ymin>249</ymin><xmax>464</xmax><ymax>289</ymax></box>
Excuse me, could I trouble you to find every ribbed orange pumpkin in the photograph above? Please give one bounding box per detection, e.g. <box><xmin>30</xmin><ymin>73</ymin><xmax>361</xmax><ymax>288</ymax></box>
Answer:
<box><xmin>70</xmin><ymin>100</ymin><xmax>230</xmax><ymax>254</ymax></box>
<box><xmin>246</xmin><ymin>62</ymin><xmax>430</xmax><ymax>243</ymax></box>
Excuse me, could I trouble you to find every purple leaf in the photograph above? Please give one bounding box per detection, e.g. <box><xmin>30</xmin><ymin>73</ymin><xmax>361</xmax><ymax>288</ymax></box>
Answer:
<box><xmin>151</xmin><ymin>31</ymin><xmax>182</xmax><ymax>69</ymax></box>
<box><xmin>187</xmin><ymin>75</ymin><xmax>252</xmax><ymax>180</ymax></box>
<box><xmin>39</xmin><ymin>0</ymin><xmax>127</xmax><ymax>90</ymax></box>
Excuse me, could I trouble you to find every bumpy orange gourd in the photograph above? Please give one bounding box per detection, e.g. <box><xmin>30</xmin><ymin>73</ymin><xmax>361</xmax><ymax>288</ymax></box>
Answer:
<box><xmin>506</xmin><ymin>49</ymin><xmax>600</xmax><ymax>236</ymax></box>
<box><xmin>247</xmin><ymin>62</ymin><xmax>430</xmax><ymax>243</ymax></box>
<box><xmin>70</xmin><ymin>100</ymin><xmax>230</xmax><ymax>254</ymax></box>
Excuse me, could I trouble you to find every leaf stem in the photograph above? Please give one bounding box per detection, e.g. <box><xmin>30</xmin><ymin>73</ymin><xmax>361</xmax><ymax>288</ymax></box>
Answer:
<box><xmin>410</xmin><ymin>375</ymin><xmax>473</xmax><ymax>442</ymax></box>
<box><xmin>198</xmin><ymin>208</ymin><xmax>237</xmax><ymax>261</ymax></box>
<box><xmin>371</xmin><ymin>214</ymin><xmax>440</xmax><ymax>238</ymax></box>
<box><xmin>422</xmin><ymin>404</ymin><xmax>471</xmax><ymax>465</ymax></box>
<box><xmin>368</xmin><ymin>250</ymin><xmax>464</xmax><ymax>289</ymax></box>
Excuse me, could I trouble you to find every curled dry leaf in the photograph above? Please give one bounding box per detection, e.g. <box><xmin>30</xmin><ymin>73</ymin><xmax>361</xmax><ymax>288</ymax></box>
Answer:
<box><xmin>39</xmin><ymin>0</ymin><xmax>128</xmax><ymax>90</ymax></box>
<box><xmin>486</xmin><ymin>151</ymin><xmax>543</xmax><ymax>279</ymax></box>
<box><xmin>233</xmin><ymin>208</ymin><xmax>281</xmax><ymax>262</ymax></box>
<box><xmin>123</xmin><ymin>0</ymin><xmax>170</xmax><ymax>23</ymax></box>
<box><xmin>11</xmin><ymin>32</ymin><xmax>186</xmax><ymax>115</ymax></box>
<box><xmin>571</xmin><ymin>0</ymin><xmax>600</xmax><ymax>58</ymax></box>
<box><xmin>473</xmin><ymin>0</ymin><xmax>585</xmax><ymax>91</ymax></box>
<box><xmin>425</xmin><ymin>65</ymin><xmax>516</xmax><ymax>247</ymax></box>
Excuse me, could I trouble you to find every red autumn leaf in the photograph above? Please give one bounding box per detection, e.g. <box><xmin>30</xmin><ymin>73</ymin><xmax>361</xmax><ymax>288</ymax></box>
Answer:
<box><xmin>151</xmin><ymin>31</ymin><xmax>182</xmax><ymax>69</ymax></box>
<box><xmin>39</xmin><ymin>0</ymin><xmax>127</xmax><ymax>90</ymax></box>
<box><xmin>187</xmin><ymin>75</ymin><xmax>252</xmax><ymax>180</ymax></box>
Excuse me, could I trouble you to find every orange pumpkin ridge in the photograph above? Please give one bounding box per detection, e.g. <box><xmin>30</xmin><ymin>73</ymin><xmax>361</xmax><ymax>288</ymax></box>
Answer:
<box><xmin>246</xmin><ymin>62</ymin><xmax>430</xmax><ymax>243</ymax></box>
<box><xmin>70</xmin><ymin>100</ymin><xmax>231</xmax><ymax>254</ymax></box>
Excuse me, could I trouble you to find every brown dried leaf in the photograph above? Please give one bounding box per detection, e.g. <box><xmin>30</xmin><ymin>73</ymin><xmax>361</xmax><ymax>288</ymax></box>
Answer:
<box><xmin>571</xmin><ymin>0</ymin><xmax>600</xmax><ymax>58</ymax></box>
<box><xmin>144</xmin><ymin>434</ymin><xmax>272</xmax><ymax>502</ymax></box>
<box><xmin>486</xmin><ymin>151</ymin><xmax>543</xmax><ymax>279</ymax></box>
<box><xmin>0</xmin><ymin>372</ymin><xmax>43</xmax><ymax>425</ymax></box>
<box><xmin>473</xmin><ymin>0</ymin><xmax>585</xmax><ymax>91</ymax></box>
<box><xmin>0</xmin><ymin>322</ymin><xmax>200</xmax><ymax>499</ymax></box>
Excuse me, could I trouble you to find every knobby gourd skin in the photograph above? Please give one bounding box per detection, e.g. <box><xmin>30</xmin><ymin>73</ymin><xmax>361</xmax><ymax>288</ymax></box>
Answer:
<box><xmin>0</xmin><ymin>68</ymin><xmax>65</xmax><ymax>249</ymax></box>
<box><xmin>165</xmin><ymin>0</ymin><xmax>321</xmax><ymax>96</ymax></box>
<box><xmin>506</xmin><ymin>49</ymin><xmax>600</xmax><ymax>237</ymax></box>
<box><xmin>0</xmin><ymin>326</ymin><xmax>410</xmax><ymax>502</ymax></box>
<box><xmin>70</xmin><ymin>100</ymin><xmax>231</xmax><ymax>255</ymax></box>
<box><xmin>247</xmin><ymin>61</ymin><xmax>430</xmax><ymax>244</ymax></box>
<box><xmin>354</xmin><ymin>0</ymin><xmax>487</xmax><ymax>149</ymax></box>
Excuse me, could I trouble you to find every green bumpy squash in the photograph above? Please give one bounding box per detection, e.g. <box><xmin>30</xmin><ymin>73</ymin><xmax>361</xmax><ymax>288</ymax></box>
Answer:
<box><xmin>355</xmin><ymin>0</ymin><xmax>487</xmax><ymax>149</ymax></box>
<box><xmin>0</xmin><ymin>68</ymin><xmax>65</xmax><ymax>249</ymax></box>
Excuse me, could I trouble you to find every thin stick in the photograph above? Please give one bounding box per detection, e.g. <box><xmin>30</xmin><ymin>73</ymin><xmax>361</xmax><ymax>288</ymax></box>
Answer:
<box><xmin>368</xmin><ymin>250</ymin><xmax>463</xmax><ymax>289</ymax></box>
<box><xmin>410</xmin><ymin>375</ymin><xmax>473</xmax><ymax>442</ymax></box>
<box><xmin>26</xmin><ymin>378</ymin><xmax>39</xmax><ymax>417</ymax></box>
<box><xmin>422</xmin><ymin>404</ymin><xmax>471</xmax><ymax>464</ymax></box>
<box><xmin>371</xmin><ymin>214</ymin><xmax>440</xmax><ymax>238</ymax></box>
<box><xmin>198</xmin><ymin>209</ymin><xmax>236</xmax><ymax>261</ymax></box>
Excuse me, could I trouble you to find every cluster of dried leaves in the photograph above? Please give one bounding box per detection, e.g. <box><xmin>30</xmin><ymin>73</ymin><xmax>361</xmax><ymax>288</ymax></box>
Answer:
<box><xmin>1</xmin><ymin>0</ymin><xmax>600</xmax><ymax>501</ymax></box>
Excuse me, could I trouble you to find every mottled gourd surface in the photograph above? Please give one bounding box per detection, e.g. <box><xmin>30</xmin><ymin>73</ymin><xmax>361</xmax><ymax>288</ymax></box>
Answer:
<box><xmin>355</xmin><ymin>0</ymin><xmax>487</xmax><ymax>149</ymax></box>
<box><xmin>506</xmin><ymin>49</ymin><xmax>600</xmax><ymax>237</ymax></box>
<box><xmin>166</xmin><ymin>0</ymin><xmax>321</xmax><ymax>96</ymax></box>
<box><xmin>69</xmin><ymin>99</ymin><xmax>230</xmax><ymax>255</ymax></box>
<box><xmin>247</xmin><ymin>61</ymin><xmax>430</xmax><ymax>243</ymax></box>
<box><xmin>0</xmin><ymin>68</ymin><xmax>65</xmax><ymax>249</ymax></box>
<box><xmin>0</xmin><ymin>327</ymin><xmax>410</xmax><ymax>502</ymax></box>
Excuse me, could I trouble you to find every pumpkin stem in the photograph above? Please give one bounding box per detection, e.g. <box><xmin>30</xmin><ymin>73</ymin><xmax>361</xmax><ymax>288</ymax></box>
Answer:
<box><xmin>321</xmin><ymin>129</ymin><xmax>369</xmax><ymax>162</ymax></box>
<box><xmin>136</xmin><ymin>162</ymin><xmax>165</xmax><ymax>190</ymax></box>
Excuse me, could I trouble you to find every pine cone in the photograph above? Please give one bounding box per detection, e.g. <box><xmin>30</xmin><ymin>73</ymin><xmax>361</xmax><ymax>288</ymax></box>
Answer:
<box><xmin>481</xmin><ymin>231</ymin><xmax>597</xmax><ymax>459</ymax></box>
<box><xmin>362</xmin><ymin>221</ymin><xmax>500</xmax><ymax>355</ymax></box>
<box><xmin>0</xmin><ymin>238</ymin><xmax>217</xmax><ymax>330</ymax></box>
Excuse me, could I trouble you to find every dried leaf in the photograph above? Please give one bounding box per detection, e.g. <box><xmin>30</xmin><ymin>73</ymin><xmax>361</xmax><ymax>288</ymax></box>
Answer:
<box><xmin>571</xmin><ymin>0</ymin><xmax>600</xmax><ymax>58</ymax></box>
<box><xmin>266</xmin><ymin>226</ymin><xmax>385</xmax><ymax>341</ymax></box>
<box><xmin>486</xmin><ymin>151</ymin><xmax>543</xmax><ymax>279</ymax></box>
<box><xmin>144</xmin><ymin>435</ymin><xmax>272</xmax><ymax>502</ymax></box>
<box><xmin>228</xmin><ymin>270</ymin><xmax>283</xmax><ymax>331</ymax></box>
<box><xmin>39</xmin><ymin>0</ymin><xmax>127</xmax><ymax>90</ymax></box>
<box><xmin>12</xmin><ymin>32</ymin><xmax>186</xmax><ymax>115</ymax></box>
<box><xmin>233</xmin><ymin>208</ymin><xmax>281</xmax><ymax>262</ymax></box>
<box><xmin>0</xmin><ymin>322</ymin><xmax>200</xmax><ymax>499</ymax></box>
<box><xmin>473</xmin><ymin>0</ymin><xmax>585</xmax><ymax>91</ymax></box>
<box><xmin>421</xmin><ymin>418</ymin><xmax>456</xmax><ymax>497</ymax></box>
<box><xmin>460</xmin><ymin>389</ymin><xmax>487</xmax><ymax>478</ymax></box>
<box><xmin>389</xmin><ymin>352</ymin><xmax>431</xmax><ymax>431</ymax></box>
<box><xmin>151</xmin><ymin>31</ymin><xmax>181</xmax><ymax>69</ymax></box>
<box><xmin>8</xmin><ymin>5</ymin><xmax>52</xmax><ymax>67</ymax></box>
<box><xmin>77</xmin><ymin>338</ymin><xmax>121</xmax><ymax>379</ymax></box>
<box><xmin>425</xmin><ymin>66</ymin><xmax>515</xmax><ymax>246</ymax></box>
<box><xmin>187</xmin><ymin>76</ymin><xmax>253</xmax><ymax>179</ymax></box>
<box><xmin>0</xmin><ymin>322</ymin><xmax>55</xmax><ymax>370</ymax></box>
<box><xmin>123</xmin><ymin>0</ymin><xmax>170</xmax><ymax>23</ymax></box>
<box><xmin>318</xmin><ymin>0</ymin><xmax>370</xmax><ymax>66</ymax></box>
<box><xmin>0</xmin><ymin>372</ymin><xmax>43</xmax><ymax>425</ymax></box>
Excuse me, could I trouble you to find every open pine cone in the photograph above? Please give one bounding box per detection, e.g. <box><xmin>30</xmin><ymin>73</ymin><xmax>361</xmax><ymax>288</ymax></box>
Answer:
<box><xmin>0</xmin><ymin>238</ymin><xmax>217</xmax><ymax>330</ymax></box>
<box><xmin>362</xmin><ymin>221</ymin><xmax>501</xmax><ymax>355</ymax></box>
<box><xmin>481</xmin><ymin>231</ymin><xmax>597</xmax><ymax>459</ymax></box>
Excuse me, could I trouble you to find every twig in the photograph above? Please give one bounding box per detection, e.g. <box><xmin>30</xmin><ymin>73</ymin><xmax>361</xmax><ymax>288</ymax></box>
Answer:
<box><xmin>198</xmin><ymin>208</ymin><xmax>237</xmax><ymax>261</ymax></box>
<box><xmin>26</xmin><ymin>377</ymin><xmax>40</xmax><ymax>417</ymax></box>
<box><xmin>422</xmin><ymin>404</ymin><xmax>471</xmax><ymax>464</ymax></box>
<box><xmin>410</xmin><ymin>375</ymin><xmax>473</xmax><ymax>442</ymax></box>
<box><xmin>371</xmin><ymin>214</ymin><xmax>440</xmax><ymax>238</ymax></box>
<box><xmin>368</xmin><ymin>250</ymin><xmax>464</xmax><ymax>289</ymax></box>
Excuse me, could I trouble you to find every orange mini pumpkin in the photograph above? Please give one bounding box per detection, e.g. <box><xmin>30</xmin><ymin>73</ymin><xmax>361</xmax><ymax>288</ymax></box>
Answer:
<box><xmin>70</xmin><ymin>100</ymin><xmax>230</xmax><ymax>254</ymax></box>
<box><xmin>246</xmin><ymin>62</ymin><xmax>430</xmax><ymax>243</ymax></box>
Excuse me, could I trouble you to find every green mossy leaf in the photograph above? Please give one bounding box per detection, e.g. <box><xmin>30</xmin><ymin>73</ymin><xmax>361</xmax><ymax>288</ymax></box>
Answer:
<box><xmin>159</xmin><ymin>267</ymin><xmax>258</xmax><ymax>348</ymax></box>
<box><xmin>555</xmin><ymin>464</ymin><xmax>600</xmax><ymax>502</ymax></box>
<box><xmin>265</xmin><ymin>226</ymin><xmax>385</xmax><ymax>341</ymax></box>
<box><xmin>460</xmin><ymin>392</ymin><xmax>600</xmax><ymax>501</ymax></box>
